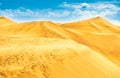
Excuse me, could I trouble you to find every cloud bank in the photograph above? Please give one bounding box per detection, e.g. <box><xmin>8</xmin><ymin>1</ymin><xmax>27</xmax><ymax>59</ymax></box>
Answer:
<box><xmin>0</xmin><ymin>2</ymin><xmax>120</xmax><ymax>24</ymax></box>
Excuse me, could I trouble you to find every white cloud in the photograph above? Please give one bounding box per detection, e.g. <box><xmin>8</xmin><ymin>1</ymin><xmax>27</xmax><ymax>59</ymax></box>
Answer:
<box><xmin>92</xmin><ymin>3</ymin><xmax>120</xmax><ymax>11</ymax></box>
<box><xmin>48</xmin><ymin>10</ymin><xmax>70</xmax><ymax>18</ymax></box>
<box><xmin>61</xmin><ymin>2</ymin><xmax>120</xmax><ymax>11</ymax></box>
<box><xmin>60</xmin><ymin>2</ymin><xmax>120</xmax><ymax>22</ymax></box>
<box><xmin>60</xmin><ymin>2</ymin><xmax>90</xmax><ymax>9</ymax></box>
<box><xmin>0</xmin><ymin>2</ymin><xmax>120</xmax><ymax>23</ymax></box>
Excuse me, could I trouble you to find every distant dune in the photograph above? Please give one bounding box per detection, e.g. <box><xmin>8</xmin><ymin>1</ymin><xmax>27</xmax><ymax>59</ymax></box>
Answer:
<box><xmin>0</xmin><ymin>16</ymin><xmax>120</xmax><ymax>78</ymax></box>
<box><xmin>0</xmin><ymin>17</ymin><xmax>15</xmax><ymax>27</ymax></box>
<box><xmin>60</xmin><ymin>17</ymin><xmax>120</xmax><ymax>33</ymax></box>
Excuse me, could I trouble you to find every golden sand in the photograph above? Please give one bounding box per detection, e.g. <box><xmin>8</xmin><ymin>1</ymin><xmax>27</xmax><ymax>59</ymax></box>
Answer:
<box><xmin>0</xmin><ymin>17</ymin><xmax>120</xmax><ymax>78</ymax></box>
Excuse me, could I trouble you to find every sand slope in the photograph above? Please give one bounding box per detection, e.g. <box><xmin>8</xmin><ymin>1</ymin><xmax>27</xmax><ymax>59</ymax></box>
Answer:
<box><xmin>0</xmin><ymin>38</ymin><xmax>120</xmax><ymax>78</ymax></box>
<box><xmin>0</xmin><ymin>17</ymin><xmax>15</xmax><ymax>27</ymax></box>
<box><xmin>61</xmin><ymin>17</ymin><xmax>120</xmax><ymax>33</ymax></box>
<box><xmin>61</xmin><ymin>17</ymin><xmax>120</xmax><ymax>65</ymax></box>
<box><xmin>0</xmin><ymin>21</ymin><xmax>66</xmax><ymax>38</ymax></box>
<box><xmin>0</xmin><ymin>17</ymin><xmax>120</xmax><ymax>78</ymax></box>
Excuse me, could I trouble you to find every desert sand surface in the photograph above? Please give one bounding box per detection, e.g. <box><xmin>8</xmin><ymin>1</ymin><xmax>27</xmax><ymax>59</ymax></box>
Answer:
<box><xmin>0</xmin><ymin>16</ymin><xmax>120</xmax><ymax>78</ymax></box>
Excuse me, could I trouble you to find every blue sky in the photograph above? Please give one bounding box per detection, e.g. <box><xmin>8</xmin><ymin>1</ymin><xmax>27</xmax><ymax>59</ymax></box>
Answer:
<box><xmin>0</xmin><ymin>0</ymin><xmax>120</xmax><ymax>25</ymax></box>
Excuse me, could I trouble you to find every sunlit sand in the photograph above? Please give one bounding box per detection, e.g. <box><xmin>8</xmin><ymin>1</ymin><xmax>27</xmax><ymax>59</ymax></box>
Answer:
<box><xmin>0</xmin><ymin>17</ymin><xmax>120</xmax><ymax>78</ymax></box>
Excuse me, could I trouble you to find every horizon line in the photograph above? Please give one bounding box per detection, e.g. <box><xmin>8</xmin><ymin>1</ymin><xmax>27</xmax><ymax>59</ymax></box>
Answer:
<box><xmin>0</xmin><ymin>16</ymin><xmax>120</xmax><ymax>26</ymax></box>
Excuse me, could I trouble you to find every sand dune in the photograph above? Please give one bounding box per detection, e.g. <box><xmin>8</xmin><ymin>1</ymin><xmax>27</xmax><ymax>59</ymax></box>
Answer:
<box><xmin>0</xmin><ymin>17</ymin><xmax>15</xmax><ymax>27</ymax></box>
<box><xmin>0</xmin><ymin>21</ymin><xmax>65</xmax><ymax>38</ymax></box>
<box><xmin>0</xmin><ymin>38</ymin><xmax>120</xmax><ymax>78</ymax></box>
<box><xmin>68</xmin><ymin>31</ymin><xmax>120</xmax><ymax>65</ymax></box>
<box><xmin>60</xmin><ymin>17</ymin><xmax>120</xmax><ymax>65</ymax></box>
<box><xmin>61</xmin><ymin>17</ymin><xmax>120</xmax><ymax>33</ymax></box>
<box><xmin>0</xmin><ymin>17</ymin><xmax>120</xmax><ymax>78</ymax></box>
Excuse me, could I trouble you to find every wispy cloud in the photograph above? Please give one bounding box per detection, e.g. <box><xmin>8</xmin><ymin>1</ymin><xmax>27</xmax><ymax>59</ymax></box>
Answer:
<box><xmin>60</xmin><ymin>2</ymin><xmax>90</xmax><ymax>9</ymax></box>
<box><xmin>0</xmin><ymin>2</ymin><xmax>120</xmax><ymax>24</ymax></box>
<box><xmin>60</xmin><ymin>2</ymin><xmax>120</xmax><ymax>22</ymax></box>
